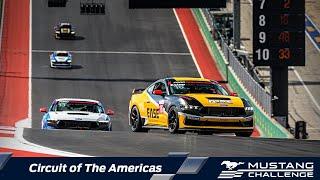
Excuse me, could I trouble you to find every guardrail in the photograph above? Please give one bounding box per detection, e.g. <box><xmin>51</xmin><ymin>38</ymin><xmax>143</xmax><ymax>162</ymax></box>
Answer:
<box><xmin>201</xmin><ymin>8</ymin><xmax>272</xmax><ymax>116</ymax></box>
<box><xmin>192</xmin><ymin>8</ymin><xmax>291</xmax><ymax>138</ymax></box>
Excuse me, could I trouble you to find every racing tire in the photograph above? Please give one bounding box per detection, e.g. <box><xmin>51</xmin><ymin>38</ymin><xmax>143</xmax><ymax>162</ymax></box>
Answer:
<box><xmin>130</xmin><ymin>106</ymin><xmax>143</xmax><ymax>132</ymax></box>
<box><xmin>235</xmin><ymin>131</ymin><xmax>253</xmax><ymax>137</ymax></box>
<box><xmin>168</xmin><ymin>106</ymin><xmax>179</xmax><ymax>134</ymax></box>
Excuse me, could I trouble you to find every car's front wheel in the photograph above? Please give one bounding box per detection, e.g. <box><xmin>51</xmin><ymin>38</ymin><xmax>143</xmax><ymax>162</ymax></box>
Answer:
<box><xmin>168</xmin><ymin>106</ymin><xmax>180</xmax><ymax>134</ymax></box>
<box><xmin>130</xmin><ymin>106</ymin><xmax>143</xmax><ymax>132</ymax></box>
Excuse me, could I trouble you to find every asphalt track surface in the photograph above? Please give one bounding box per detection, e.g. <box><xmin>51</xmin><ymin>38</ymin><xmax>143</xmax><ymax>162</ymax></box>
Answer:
<box><xmin>25</xmin><ymin>0</ymin><xmax>320</xmax><ymax>156</ymax></box>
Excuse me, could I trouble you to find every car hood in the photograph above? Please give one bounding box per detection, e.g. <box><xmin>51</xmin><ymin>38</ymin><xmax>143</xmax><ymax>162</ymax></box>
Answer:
<box><xmin>53</xmin><ymin>56</ymin><xmax>70</xmax><ymax>62</ymax></box>
<box><xmin>179</xmin><ymin>94</ymin><xmax>244</xmax><ymax>108</ymax></box>
<box><xmin>48</xmin><ymin>111</ymin><xmax>108</xmax><ymax>121</ymax></box>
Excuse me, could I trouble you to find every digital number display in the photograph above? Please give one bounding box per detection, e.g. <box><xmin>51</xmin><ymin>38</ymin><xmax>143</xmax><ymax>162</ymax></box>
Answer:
<box><xmin>253</xmin><ymin>0</ymin><xmax>305</xmax><ymax>66</ymax></box>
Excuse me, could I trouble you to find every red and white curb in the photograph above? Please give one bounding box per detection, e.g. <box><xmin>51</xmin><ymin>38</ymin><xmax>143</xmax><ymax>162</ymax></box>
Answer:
<box><xmin>0</xmin><ymin>119</ymin><xmax>91</xmax><ymax>157</ymax></box>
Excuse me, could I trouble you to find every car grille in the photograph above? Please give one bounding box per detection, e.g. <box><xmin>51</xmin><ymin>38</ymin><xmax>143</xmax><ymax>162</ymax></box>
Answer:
<box><xmin>184</xmin><ymin>119</ymin><xmax>253</xmax><ymax>127</ymax></box>
<box><xmin>61</xmin><ymin>28</ymin><xmax>70</xmax><ymax>33</ymax></box>
<box><xmin>199</xmin><ymin>107</ymin><xmax>246</xmax><ymax>117</ymax></box>
<box><xmin>52</xmin><ymin>62</ymin><xmax>70</xmax><ymax>66</ymax></box>
<box><xmin>57</xmin><ymin>120</ymin><xmax>99</xmax><ymax>129</ymax></box>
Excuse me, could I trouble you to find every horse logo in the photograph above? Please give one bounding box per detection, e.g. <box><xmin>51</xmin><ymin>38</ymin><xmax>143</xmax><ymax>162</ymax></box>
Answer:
<box><xmin>221</xmin><ymin>161</ymin><xmax>244</xmax><ymax>170</ymax></box>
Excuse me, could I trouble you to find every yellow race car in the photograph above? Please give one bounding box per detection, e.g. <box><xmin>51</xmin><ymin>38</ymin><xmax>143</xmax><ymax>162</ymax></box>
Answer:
<box><xmin>128</xmin><ymin>77</ymin><xmax>254</xmax><ymax>137</ymax></box>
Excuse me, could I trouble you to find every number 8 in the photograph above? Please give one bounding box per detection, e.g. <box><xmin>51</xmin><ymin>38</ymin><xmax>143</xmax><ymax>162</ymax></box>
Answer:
<box><xmin>259</xmin><ymin>15</ymin><xmax>266</xmax><ymax>26</ymax></box>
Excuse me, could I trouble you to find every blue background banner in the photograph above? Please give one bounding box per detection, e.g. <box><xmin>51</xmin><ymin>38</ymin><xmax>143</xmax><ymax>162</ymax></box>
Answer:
<box><xmin>0</xmin><ymin>155</ymin><xmax>319</xmax><ymax>180</ymax></box>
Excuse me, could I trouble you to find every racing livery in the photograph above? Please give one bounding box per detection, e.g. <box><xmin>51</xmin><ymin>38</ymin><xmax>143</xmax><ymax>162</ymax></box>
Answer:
<box><xmin>129</xmin><ymin>77</ymin><xmax>254</xmax><ymax>137</ymax></box>
<box><xmin>50</xmin><ymin>51</ymin><xmax>72</xmax><ymax>68</ymax></box>
<box><xmin>40</xmin><ymin>98</ymin><xmax>114</xmax><ymax>131</ymax></box>
<box><xmin>54</xmin><ymin>22</ymin><xmax>75</xmax><ymax>39</ymax></box>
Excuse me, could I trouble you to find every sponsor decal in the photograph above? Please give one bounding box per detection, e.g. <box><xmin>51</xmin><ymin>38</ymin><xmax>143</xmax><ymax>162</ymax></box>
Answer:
<box><xmin>218</xmin><ymin>160</ymin><xmax>314</xmax><ymax>179</ymax></box>
<box><xmin>208</xmin><ymin>99</ymin><xmax>232</xmax><ymax>104</ymax></box>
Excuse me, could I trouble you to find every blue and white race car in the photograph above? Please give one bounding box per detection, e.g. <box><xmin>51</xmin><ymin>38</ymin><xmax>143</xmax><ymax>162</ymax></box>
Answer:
<box><xmin>50</xmin><ymin>51</ymin><xmax>72</xmax><ymax>68</ymax></box>
<box><xmin>40</xmin><ymin>98</ymin><xmax>114</xmax><ymax>131</ymax></box>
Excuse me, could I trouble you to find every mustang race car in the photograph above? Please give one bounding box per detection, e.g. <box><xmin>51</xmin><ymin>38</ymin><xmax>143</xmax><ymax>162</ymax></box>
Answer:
<box><xmin>40</xmin><ymin>98</ymin><xmax>114</xmax><ymax>131</ymax></box>
<box><xmin>54</xmin><ymin>22</ymin><xmax>75</xmax><ymax>39</ymax></box>
<box><xmin>50</xmin><ymin>51</ymin><xmax>72</xmax><ymax>68</ymax></box>
<box><xmin>128</xmin><ymin>77</ymin><xmax>254</xmax><ymax>137</ymax></box>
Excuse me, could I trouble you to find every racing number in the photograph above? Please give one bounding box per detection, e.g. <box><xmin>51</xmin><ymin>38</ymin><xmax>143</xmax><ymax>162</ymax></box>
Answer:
<box><xmin>280</xmin><ymin>14</ymin><xmax>289</xmax><ymax>26</ymax></box>
<box><xmin>147</xmin><ymin>108</ymin><xmax>159</xmax><ymax>119</ymax></box>
<box><xmin>279</xmin><ymin>31</ymin><xmax>290</xmax><ymax>43</ymax></box>
<box><xmin>279</xmin><ymin>48</ymin><xmax>291</xmax><ymax>60</ymax></box>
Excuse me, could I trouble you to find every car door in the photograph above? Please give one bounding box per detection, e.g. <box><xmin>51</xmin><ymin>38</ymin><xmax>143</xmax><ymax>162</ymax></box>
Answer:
<box><xmin>144</xmin><ymin>81</ymin><xmax>167</xmax><ymax>126</ymax></box>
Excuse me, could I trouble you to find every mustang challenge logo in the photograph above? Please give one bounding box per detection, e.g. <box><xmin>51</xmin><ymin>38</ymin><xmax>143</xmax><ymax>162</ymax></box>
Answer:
<box><xmin>218</xmin><ymin>160</ymin><xmax>314</xmax><ymax>179</ymax></box>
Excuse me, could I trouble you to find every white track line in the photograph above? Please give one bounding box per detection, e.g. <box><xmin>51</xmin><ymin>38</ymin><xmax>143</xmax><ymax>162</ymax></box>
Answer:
<box><xmin>293</xmin><ymin>68</ymin><xmax>320</xmax><ymax>112</ymax></box>
<box><xmin>32</xmin><ymin>49</ymin><xmax>191</xmax><ymax>56</ymax></box>
<box><xmin>0</xmin><ymin>130</ymin><xmax>14</xmax><ymax>134</ymax></box>
<box><xmin>27</xmin><ymin>0</ymin><xmax>32</xmax><ymax>128</ymax></box>
<box><xmin>305</xmin><ymin>14</ymin><xmax>320</xmax><ymax>53</ymax></box>
<box><xmin>5</xmin><ymin>0</ymin><xmax>91</xmax><ymax>157</ymax></box>
<box><xmin>173</xmin><ymin>9</ymin><xmax>204</xmax><ymax>78</ymax></box>
<box><xmin>0</xmin><ymin>0</ymin><xmax>5</xmax><ymax>53</ymax></box>
<box><xmin>0</xmin><ymin>126</ymin><xmax>15</xmax><ymax>131</ymax></box>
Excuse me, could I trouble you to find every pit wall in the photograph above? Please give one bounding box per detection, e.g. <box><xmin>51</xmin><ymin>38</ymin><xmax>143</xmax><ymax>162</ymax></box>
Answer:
<box><xmin>192</xmin><ymin>9</ymin><xmax>292</xmax><ymax>138</ymax></box>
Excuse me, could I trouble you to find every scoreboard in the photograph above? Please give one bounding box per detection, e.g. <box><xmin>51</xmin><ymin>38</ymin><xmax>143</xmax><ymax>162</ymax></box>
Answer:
<box><xmin>253</xmin><ymin>0</ymin><xmax>305</xmax><ymax>66</ymax></box>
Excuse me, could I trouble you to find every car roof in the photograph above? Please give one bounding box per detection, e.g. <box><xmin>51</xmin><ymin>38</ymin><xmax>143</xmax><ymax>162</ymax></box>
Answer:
<box><xmin>54</xmin><ymin>51</ymin><xmax>69</xmax><ymax>54</ymax></box>
<box><xmin>169</xmin><ymin>77</ymin><xmax>212</xmax><ymax>82</ymax></box>
<box><xmin>60</xmin><ymin>22</ymin><xmax>71</xmax><ymax>26</ymax></box>
<box><xmin>55</xmin><ymin>98</ymin><xmax>100</xmax><ymax>104</ymax></box>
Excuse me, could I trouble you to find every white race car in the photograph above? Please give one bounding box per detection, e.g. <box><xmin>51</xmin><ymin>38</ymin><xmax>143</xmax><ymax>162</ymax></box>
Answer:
<box><xmin>40</xmin><ymin>98</ymin><xmax>114</xmax><ymax>131</ymax></box>
<box><xmin>50</xmin><ymin>51</ymin><xmax>72</xmax><ymax>68</ymax></box>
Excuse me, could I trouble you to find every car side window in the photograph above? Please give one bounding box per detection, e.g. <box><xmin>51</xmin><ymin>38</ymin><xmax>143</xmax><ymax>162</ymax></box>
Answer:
<box><xmin>147</xmin><ymin>84</ymin><xmax>155</xmax><ymax>94</ymax></box>
<box><xmin>96</xmin><ymin>105</ymin><xmax>104</xmax><ymax>113</ymax></box>
<box><xmin>153</xmin><ymin>82</ymin><xmax>167</xmax><ymax>94</ymax></box>
<box><xmin>50</xmin><ymin>101</ymin><xmax>57</xmax><ymax>111</ymax></box>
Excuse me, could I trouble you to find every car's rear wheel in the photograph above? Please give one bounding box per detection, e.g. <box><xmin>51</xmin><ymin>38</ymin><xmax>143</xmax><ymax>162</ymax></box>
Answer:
<box><xmin>235</xmin><ymin>131</ymin><xmax>253</xmax><ymax>137</ymax></box>
<box><xmin>130</xmin><ymin>106</ymin><xmax>143</xmax><ymax>132</ymax></box>
<box><xmin>168</xmin><ymin>106</ymin><xmax>179</xmax><ymax>134</ymax></box>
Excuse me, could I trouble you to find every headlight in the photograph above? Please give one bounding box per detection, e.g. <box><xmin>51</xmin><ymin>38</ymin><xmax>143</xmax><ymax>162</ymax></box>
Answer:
<box><xmin>47</xmin><ymin>119</ymin><xmax>57</xmax><ymax>125</ymax></box>
<box><xmin>242</xmin><ymin>98</ymin><xmax>254</xmax><ymax>116</ymax></box>
<box><xmin>179</xmin><ymin>99</ymin><xmax>200</xmax><ymax>110</ymax></box>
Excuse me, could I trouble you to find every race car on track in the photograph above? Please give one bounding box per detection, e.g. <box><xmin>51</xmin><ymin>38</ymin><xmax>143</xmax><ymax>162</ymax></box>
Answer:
<box><xmin>128</xmin><ymin>77</ymin><xmax>254</xmax><ymax>137</ymax></box>
<box><xmin>50</xmin><ymin>51</ymin><xmax>72</xmax><ymax>68</ymax></box>
<box><xmin>40</xmin><ymin>98</ymin><xmax>114</xmax><ymax>131</ymax></box>
<box><xmin>54</xmin><ymin>22</ymin><xmax>75</xmax><ymax>39</ymax></box>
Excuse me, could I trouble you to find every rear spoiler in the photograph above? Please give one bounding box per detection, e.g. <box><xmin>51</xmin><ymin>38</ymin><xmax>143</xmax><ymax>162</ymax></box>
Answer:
<box><xmin>132</xmin><ymin>88</ymin><xmax>145</xmax><ymax>95</ymax></box>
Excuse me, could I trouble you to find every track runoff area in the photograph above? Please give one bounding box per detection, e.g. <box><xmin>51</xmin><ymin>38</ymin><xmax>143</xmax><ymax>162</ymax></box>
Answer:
<box><xmin>0</xmin><ymin>0</ymin><xmax>319</xmax><ymax>158</ymax></box>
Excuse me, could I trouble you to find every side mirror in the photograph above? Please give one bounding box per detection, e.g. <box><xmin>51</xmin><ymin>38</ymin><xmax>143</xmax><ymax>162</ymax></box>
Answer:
<box><xmin>230</xmin><ymin>92</ymin><xmax>238</xmax><ymax>97</ymax></box>
<box><xmin>106</xmin><ymin>109</ymin><xmax>114</xmax><ymax>116</ymax></box>
<box><xmin>39</xmin><ymin>107</ymin><xmax>47</xmax><ymax>113</ymax></box>
<box><xmin>153</xmin><ymin>90</ymin><xmax>164</xmax><ymax>96</ymax></box>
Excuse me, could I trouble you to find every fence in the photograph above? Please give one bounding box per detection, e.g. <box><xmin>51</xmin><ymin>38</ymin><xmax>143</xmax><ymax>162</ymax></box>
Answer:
<box><xmin>201</xmin><ymin>9</ymin><xmax>272</xmax><ymax>116</ymax></box>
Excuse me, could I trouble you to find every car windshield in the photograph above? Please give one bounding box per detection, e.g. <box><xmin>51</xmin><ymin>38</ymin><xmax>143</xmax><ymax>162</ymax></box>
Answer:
<box><xmin>60</xmin><ymin>25</ymin><xmax>71</xmax><ymax>29</ymax></box>
<box><xmin>168</xmin><ymin>80</ymin><xmax>229</xmax><ymax>95</ymax></box>
<box><xmin>55</xmin><ymin>101</ymin><xmax>104</xmax><ymax>113</ymax></box>
<box><xmin>56</xmin><ymin>52</ymin><xmax>68</xmax><ymax>57</ymax></box>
